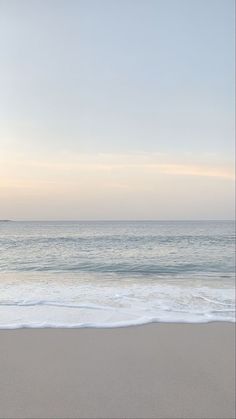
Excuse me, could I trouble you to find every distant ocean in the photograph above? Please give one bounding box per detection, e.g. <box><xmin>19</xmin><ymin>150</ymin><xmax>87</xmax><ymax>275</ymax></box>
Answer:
<box><xmin>0</xmin><ymin>220</ymin><xmax>235</xmax><ymax>328</ymax></box>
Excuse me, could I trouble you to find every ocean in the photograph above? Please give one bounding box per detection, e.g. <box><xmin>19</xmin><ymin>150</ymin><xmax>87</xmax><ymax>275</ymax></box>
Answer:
<box><xmin>0</xmin><ymin>220</ymin><xmax>235</xmax><ymax>328</ymax></box>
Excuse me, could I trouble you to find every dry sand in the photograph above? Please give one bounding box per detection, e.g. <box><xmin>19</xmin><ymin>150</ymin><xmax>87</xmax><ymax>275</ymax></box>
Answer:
<box><xmin>0</xmin><ymin>323</ymin><xmax>235</xmax><ymax>419</ymax></box>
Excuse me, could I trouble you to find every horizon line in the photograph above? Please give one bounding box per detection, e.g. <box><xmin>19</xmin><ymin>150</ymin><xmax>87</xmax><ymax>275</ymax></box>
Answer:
<box><xmin>2</xmin><ymin>219</ymin><xmax>235</xmax><ymax>223</ymax></box>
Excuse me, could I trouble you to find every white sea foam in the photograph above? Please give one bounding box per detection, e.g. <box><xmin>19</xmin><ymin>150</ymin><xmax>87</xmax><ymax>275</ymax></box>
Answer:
<box><xmin>0</xmin><ymin>272</ymin><xmax>234</xmax><ymax>328</ymax></box>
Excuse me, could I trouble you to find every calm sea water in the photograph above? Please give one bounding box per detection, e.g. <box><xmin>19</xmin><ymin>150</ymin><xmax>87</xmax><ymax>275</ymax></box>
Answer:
<box><xmin>0</xmin><ymin>220</ymin><xmax>235</xmax><ymax>328</ymax></box>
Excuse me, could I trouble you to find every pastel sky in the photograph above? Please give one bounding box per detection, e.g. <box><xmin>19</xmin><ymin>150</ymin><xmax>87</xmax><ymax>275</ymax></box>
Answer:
<box><xmin>0</xmin><ymin>0</ymin><xmax>234</xmax><ymax>220</ymax></box>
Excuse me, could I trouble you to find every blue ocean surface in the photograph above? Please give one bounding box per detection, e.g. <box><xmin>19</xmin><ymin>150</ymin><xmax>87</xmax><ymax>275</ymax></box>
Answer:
<box><xmin>0</xmin><ymin>220</ymin><xmax>235</xmax><ymax>327</ymax></box>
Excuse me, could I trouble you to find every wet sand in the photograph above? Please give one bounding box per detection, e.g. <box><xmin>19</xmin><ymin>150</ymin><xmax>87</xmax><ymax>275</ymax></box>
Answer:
<box><xmin>0</xmin><ymin>323</ymin><xmax>235</xmax><ymax>418</ymax></box>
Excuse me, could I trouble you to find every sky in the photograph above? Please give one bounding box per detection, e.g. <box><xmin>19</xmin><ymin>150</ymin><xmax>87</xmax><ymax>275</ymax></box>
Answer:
<box><xmin>0</xmin><ymin>0</ymin><xmax>235</xmax><ymax>220</ymax></box>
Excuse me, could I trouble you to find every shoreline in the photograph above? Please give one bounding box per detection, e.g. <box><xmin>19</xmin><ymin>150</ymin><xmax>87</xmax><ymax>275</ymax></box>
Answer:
<box><xmin>0</xmin><ymin>322</ymin><xmax>235</xmax><ymax>418</ymax></box>
<box><xmin>0</xmin><ymin>319</ymin><xmax>235</xmax><ymax>329</ymax></box>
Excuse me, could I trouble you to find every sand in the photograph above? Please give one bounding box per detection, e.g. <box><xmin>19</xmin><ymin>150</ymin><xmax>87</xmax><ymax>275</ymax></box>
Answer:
<box><xmin>0</xmin><ymin>323</ymin><xmax>235</xmax><ymax>419</ymax></box>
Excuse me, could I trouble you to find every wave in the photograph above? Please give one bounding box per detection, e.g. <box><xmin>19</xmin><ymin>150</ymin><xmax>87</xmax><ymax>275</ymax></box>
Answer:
<box><xmin>0</xmin><ymin>296</ymin><xmax>234</xmax><ymax>329</ymax></box>
<box><xmin>2</xmin><ymin>263</ymin><xmax>235</xmax><ymax>276</ymax></box>
<box><xmin>0</xmin><ymin>233</ymin><xmax>234</xmax><ymax>247</ymax></box>
<box><xmin>0</xmin><ymin>295</ymin><xmax>234</xmax><ymax>310</ymax></box>
<box><xmin>0</xmin><ymin>300</ymin><xmax>113</xmax><ymax>311</ymax></box>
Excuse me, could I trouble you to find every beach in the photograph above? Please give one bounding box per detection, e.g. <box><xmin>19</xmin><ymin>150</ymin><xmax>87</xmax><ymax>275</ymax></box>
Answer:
<box><xmin>1</xmin><ymin>0</ymin><xmax>235</xmax><ymax>417</ymax></box>
<box><xmin>0</xmin><ymin>322</ymin><xmax>235</xmax><ymax>419</ymax></box>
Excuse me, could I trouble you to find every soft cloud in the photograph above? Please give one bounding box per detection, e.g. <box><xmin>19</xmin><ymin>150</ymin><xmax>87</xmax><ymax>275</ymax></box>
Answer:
<box><xmin>0</xmin><ymin>152</ymin><xmax>234</xmax><ymax>185</ymax></box>
<box><xmin>0</xmin><ymin>151</ymin><xmax>234</xmax><ymax>220</ymax></box>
